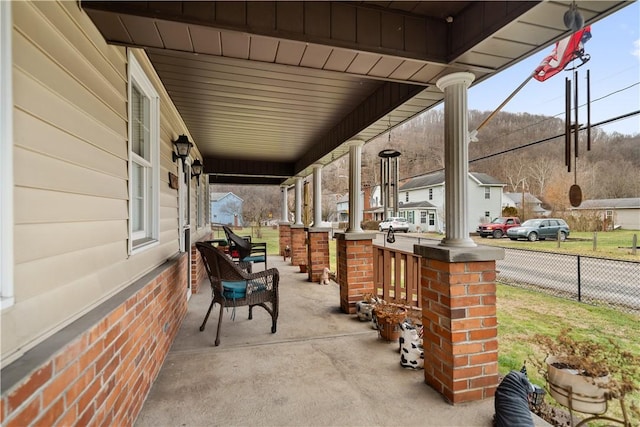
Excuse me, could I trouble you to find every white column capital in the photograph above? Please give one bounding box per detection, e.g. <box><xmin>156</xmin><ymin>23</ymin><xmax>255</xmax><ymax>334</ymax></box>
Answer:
<box><xmin>436</xmin><ymin>72</ymin><xmax>475</xmax><ymax>91</ymax></box>
<box><xmin>346</xmin><ymin>138</ymin><xmax>365</xmax><ymax>148</ymax></box>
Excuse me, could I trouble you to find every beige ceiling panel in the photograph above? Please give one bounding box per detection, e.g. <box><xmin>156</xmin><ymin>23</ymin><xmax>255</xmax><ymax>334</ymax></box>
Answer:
<box><xmin>221</xmin><ymin>31</ymin><xmax>250</xmax><ymax>59</ymax></box>
<box><xmin>249</xmin><ymin>36</ymin><xmax>278</xmax><ymax>62</ymax></box>
<box><xmin>324</xmin><ymin>49</ymin><xmax>358</xmax><ymax>72</ymax></box>
<box><xmin>495</xmin><ymin>22</ymin><xmax>563</xmax><ymax>47</ymax></box>
<box><xmin>346</xmin><ymin>53</ymin><xmax>380</xmax><ymax>75</ymax></box>
<box><xmin>368</xmin><ymin>57</ymin><xmax>403</xmax><ymax>78</ymax></box>
<box><xmin>473</xmin><ymin>37</ymin><xmax>533</xmax><ymax>60</ymax></box>
<box><xmin>299</xmin><ymin>45</ymin><xmax>332</xmax><ymax>68</ymax></box>
<box><xmin>156</xmin><ymin>20</ymin><xmax>193</xmax><ymax>52</ymax></box>
<box><xmin>517</xmin><ymin>2</ymin><xmax>571</xmax><ymax>31</ymax></box>
<box><xmin>120</xmin><ymin>15</ymin><xmax>163</xmax><ymax>47</ymax></box>
<box><xmin>409</xmin><ymin>64</ymin><xmax>447</xmax><ymax>84</ymax></box>
<box><xmin>389</xmin><ymin>60</ymin><xmax>424</xmax><ymax>80</ymax></box>
<box><xmin>189</xmin><ymin>26</ymin><xmax>222</xmax><ymax>55</ymax></box>
<box><xmin>454</xmin><ymin>51</ymin><xmax>510</xmax><ymax>70</ymax></box>
<box><xmin>275</xmin><ymin>40</ymin><xmax>306</xmax><ymax>66</ymax></box>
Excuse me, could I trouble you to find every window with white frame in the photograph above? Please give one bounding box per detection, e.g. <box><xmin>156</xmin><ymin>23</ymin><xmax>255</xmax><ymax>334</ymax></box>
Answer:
<box><xmin>128</xmin><ymin>52</ymin><xmax>159</xmax><ymax>252</ymax></box>
<box><xmin>196</xmin><ymin>175</ymin><xmax>204</xmax><ymax>229</ymax></box>
<box><xmin>428</xmin><ymin>188</ymin><xmax>433</xmax><ymax>200</ymax></box>
<box><xmin>1</xmin><ymin>0</ymin><xmax>14</xmax><ymax>309</ymax></box>
<box><xmin>429</xmin><ymin>213</ymin><xmax>435</xmax><ymax>226</ymax></box>
<box><xmin>405</xmin><ymin>192</ymin><xmax>409</xmax><ymax>202</ymax></box>
<box><xmin>484</xmin><ymin>187</ymin><xmax>491</xmax><ymax>199</ymax></box>
<box><xmin>420</xmin><ymin>211</ymin><xmax>427</xmax><ymax>224</ymax></box>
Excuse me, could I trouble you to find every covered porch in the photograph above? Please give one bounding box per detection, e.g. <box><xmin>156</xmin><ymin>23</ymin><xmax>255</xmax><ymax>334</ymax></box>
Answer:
<box><xmin>136</xmin><ymin>255</ymin><xmax>548</xmax><ymax>426</ymax></box>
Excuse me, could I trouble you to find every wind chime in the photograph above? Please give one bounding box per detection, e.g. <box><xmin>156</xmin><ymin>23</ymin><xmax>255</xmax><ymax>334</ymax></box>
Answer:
<box><xmin>565</xmin><ymin>67</ymin><xmax>592</xmax><ymax>208</ymax></box>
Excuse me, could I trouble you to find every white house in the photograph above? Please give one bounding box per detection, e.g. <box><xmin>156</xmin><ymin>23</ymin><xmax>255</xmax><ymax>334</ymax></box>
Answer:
<box><xmin>503</xmin><ymin>192</ymin><xmax>549</xmax><ymax>217</ymax></box>
<box><xmin>210</xmin><ymin>192</ymin><xmax>244</xmax><ymax>226</ymax></box>
<box><xmin>399</xmin><ymin>171</ymin><xmax>505</xmax><ymax>232</ymax></box>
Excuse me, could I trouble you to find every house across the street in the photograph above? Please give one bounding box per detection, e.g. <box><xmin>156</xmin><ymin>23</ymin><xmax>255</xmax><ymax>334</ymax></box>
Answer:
<box><xmin>571</xmin><ymin>198</ymin><xmax>640</xmax><ymax>230</ymax></box>
<box><xmin>210</xmin><ymin>192</ymin><xmax>244</xmax><ymax>227</ymax></box>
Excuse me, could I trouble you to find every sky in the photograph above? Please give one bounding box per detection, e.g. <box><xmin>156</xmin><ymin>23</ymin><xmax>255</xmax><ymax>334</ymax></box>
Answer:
<box><xmin>467</xmin><ymin>1</ymin><xmax>640</xmax><ymax>136</ymax></box>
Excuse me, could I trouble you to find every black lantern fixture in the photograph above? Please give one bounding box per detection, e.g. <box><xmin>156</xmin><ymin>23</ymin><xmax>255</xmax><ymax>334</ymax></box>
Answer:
<box><xmin>172</xmin><ymin>135</ymin><xmax>192</xmax><ymax>168</ymax></box>
<box><xmin>191</xmin><ymin>159</ymin><xmax>203</xmax><ymax>184</ymax></box>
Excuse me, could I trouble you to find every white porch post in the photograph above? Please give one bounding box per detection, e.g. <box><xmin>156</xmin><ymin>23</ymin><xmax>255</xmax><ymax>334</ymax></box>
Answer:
<box><xmin>312</xmin><ymin>164</ymin><xmax>322</xmax><ymax>226</ymax></box>
<box><xmin>294</xmin><ymin>177</ymin><xmax>303</xmax><ymax>226</ymax></box>
<box><xmin>346</xmin><ymin>139</ymin><xmax>364</xmax><ymax>233</ymax></box>
<box><xmin>280</xmin><ymin>185</ymin><xmax>289</xmax><ymax>223</ymax></box>
<box><xmin>436</xmin><ymin>72</ymin><xmax>477</xmax><ymax>248</ymax></box>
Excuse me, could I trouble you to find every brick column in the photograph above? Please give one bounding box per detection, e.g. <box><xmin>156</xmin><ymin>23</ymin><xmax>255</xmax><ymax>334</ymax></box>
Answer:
<box><xmin>415</xmin><ymin>244</ymin><xmax>504</xmax><ymax>404</ymax></box>
<box><xmin>290</xmin><ymin>225</ymin><xmax>306</xmax><ymax>267</ymax></box>
<box><xmin>279</xmin><ymin>222</ymin><xmax>291</xmax><ymax>259</ymax></box>
<box><xmin>307</xmin><ymin>228</ymin><xmax>330</xmax><ymax>282</ymax></box>
<box><xmin>335</xmin><ymin>232</ymin><xmax>375</xmax><ymax>313</ymax></box>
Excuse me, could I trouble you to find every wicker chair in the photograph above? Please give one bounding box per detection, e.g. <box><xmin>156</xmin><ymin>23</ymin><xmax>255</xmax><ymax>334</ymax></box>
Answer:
<box><xmin>196</xmin><ymin>242</ymin><xmax>279</xmax><ymax>346</ymax></box>
<box><xmin>222</xmin><ymin>225</ymin><xmax>267</xmax><ymax>272</ymax></box>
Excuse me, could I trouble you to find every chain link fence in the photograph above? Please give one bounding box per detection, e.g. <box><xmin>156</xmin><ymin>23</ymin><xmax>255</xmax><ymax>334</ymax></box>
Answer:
<box><xmin>497</xmin><ymin>248</ymin><xmax>640</xmax><ymax>314</ymax></box>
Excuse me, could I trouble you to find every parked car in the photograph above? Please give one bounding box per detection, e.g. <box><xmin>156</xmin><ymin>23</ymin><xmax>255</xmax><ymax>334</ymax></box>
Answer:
<box><xmin>477</xmin><ymin>217</ymin><xmax>521</xmax><ymax>238</ymax></box>
<box><xmin>378</xmin><ymin>217</ymin><xmax>410</xmax><ymax>232</ymax></box>
<box><xmin>506</xmin><ymin>218</ymin><xmax>570</xmax><ymax>242</ymax></box>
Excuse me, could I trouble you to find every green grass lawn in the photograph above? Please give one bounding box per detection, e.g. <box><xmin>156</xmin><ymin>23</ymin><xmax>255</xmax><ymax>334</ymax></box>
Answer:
<box><xmin>421</xmin><ymin>229</ymin><xmax>640</xmax><ymax>261</ymax></box>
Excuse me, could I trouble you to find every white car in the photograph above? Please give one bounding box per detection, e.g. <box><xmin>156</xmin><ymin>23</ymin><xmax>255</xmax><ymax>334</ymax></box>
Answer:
<box><xmin>378</xmin><ymin>217</ymin><xmax>410</xmax><ymax>232</ymax></box>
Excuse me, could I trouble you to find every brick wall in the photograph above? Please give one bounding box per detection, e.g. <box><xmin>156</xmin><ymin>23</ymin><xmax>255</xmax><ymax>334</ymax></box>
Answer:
<box><xmin>306</xmin><ymin>230</ymin><xmax>330</xmax><ymax>283</ymax></box>
<box><xmin>335</xmin><ymin>233</ymin><xmax>374</xmax><ymax>314</ymax></box>
<box><xmin>290</xmin><ymin>226</ymin><xmax>307</xmax><ymax>267</ymax></box>
<box><xmin>0</xmin><ymin>254</ymin><xmax>189</xmax><ymax>426</ymax></box>
<box><xmin>191</xmin><ymin>234</ymin><xmax>213</xmax><ymax>294</ymax></box>
<box><xmin>420</xmin><ymin>258</ymin><xmax>498</xmax><ymax>404</ymax></box>
<box><xmin>278</xmin><ymin>223</ymin><xmax>291</xmax><ymax>259</ymax></box>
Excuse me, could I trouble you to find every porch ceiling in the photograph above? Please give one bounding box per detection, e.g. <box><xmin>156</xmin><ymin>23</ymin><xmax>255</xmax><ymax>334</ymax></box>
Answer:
<box><xmin>82</xmin><ymin>1</ymin><xmax>630</xmax><ymax>185</ymax></box>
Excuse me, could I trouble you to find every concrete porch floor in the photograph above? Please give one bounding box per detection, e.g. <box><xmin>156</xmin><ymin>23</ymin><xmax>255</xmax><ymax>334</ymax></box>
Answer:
<box><xmin>135</xmin><ymin>257</ymin><xmax>546</xmax><ymax>427</ymax></box>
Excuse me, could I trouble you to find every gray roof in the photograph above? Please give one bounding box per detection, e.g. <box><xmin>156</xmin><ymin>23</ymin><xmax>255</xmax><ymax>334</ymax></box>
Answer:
<box><xmin>400</xmin><ymin>171</ymin><xmax>503</xmax><ymax>191</ymax></box>
<box><xmin>399</xmin><ymin>201</ymin><xmax>437</xmax><ymax>209</ymax></box>
<box><xmin>573</xmin><ymin>198</ymin><xmax>640</xmax><ymax>210</ymax></box>
<box><xmin>504</xmin><ymin>192</ymin><xmax>542</xmax><ymax>204</ymax></box>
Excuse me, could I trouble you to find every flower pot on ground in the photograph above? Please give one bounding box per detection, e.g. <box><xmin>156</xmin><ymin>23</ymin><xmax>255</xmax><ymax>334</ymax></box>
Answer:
<box><xmin>372</xmin><ymin>301</ymin><xmax>407</xmax><ymax>342</ymax></box>
<box><xmin>546</xmin><ymin>355</ymin><xmax>608</xmax><ymax>415</ymax></box>
<box><xmin>530</xmin><ymin>328</ymin><xmax>640</xmax><ymax>426</ymax></box>
<box><xmin>299</xmin><ymin>264</ymin><xmax>307</xmax><ymax>273</ymax></box>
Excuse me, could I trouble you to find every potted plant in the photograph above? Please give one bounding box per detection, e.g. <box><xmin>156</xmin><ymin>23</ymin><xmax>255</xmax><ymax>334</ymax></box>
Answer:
<box><xmin>530</xmin><ymin>328</ymin><xmax>640</xmax><ymax>425</ymax></box>
<box><xmin>372</xmin><ymin>300</ymin><xmax>407</xmax><ymax>342</ymax></box>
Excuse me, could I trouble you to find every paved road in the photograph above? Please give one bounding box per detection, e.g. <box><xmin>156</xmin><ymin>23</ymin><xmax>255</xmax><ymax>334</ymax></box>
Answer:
<box><xmin>372</xmin><ymin>233</ymin><xmax>640</xmax><ymax>312</ymax></box>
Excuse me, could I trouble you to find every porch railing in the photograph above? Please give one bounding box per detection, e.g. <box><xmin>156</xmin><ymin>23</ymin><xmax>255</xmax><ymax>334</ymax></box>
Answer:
<box><xmin>373</xmin><ymin>244</ymin><xmax>422</xmax><ymax>309</ymax></box>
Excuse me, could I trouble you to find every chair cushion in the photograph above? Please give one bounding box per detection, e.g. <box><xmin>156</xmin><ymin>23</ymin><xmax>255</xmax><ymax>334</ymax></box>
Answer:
<box><xmin>242</xmin><ymin>255</ymin><xmax>265</xmax><ymax>263</ymax></box>
<box><xmin>222</xmin><ymin>280</ymin><xmax>247</xmax><ymax>299</ymax></box>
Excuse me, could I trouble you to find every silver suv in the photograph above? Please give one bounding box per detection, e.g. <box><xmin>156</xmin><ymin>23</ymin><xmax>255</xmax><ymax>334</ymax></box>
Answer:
<box><xmin>378</xmin><ymin>217</ymin><xmax>410</xmax><ymax>233</ymax></box>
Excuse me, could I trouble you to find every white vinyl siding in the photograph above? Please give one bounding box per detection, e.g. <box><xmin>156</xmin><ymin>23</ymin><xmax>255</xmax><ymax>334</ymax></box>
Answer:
<box><xmin>1</xmin><ymin>0</ymin><xmax>14</xmax><ymax>309</ymax></box>
<box><xmin>128</xmin><ymin>52</ymin><xmax>159</xmax><ymax>251</ymax></box>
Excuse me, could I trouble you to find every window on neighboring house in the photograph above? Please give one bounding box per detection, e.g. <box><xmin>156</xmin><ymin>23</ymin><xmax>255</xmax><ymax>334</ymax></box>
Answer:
<box><xmin>405</xmin><ymin>192</ymin><xmax>409</xmax><ymax>202</ymax></box>
<box><xmin>485</xmin><ymin>187</ymin><xmax>491</xmax><ymax>199</ymax></box>
<box><xmin>429</xmin><ymin>213</ymin><xmax>435</xmax><ymax>226</ymax></box>
<box><xmin>1</xmin><ymin>0</ymin><xmax>14</xmax><ymax>309</ymax></box>
<box><xmin>420</xmin><ymin>212</ymin><xmax>427</xmax><ymax>224</ymax></box>
<box><xmin>606</xmin><ymin>210</ymin><xmax>613</xmax><ymax>218</ymax></box>
<box><xmin>128</xmin><ymin>52</ymin><xmax>159</xmax><ymax>253</ymax></box>
<box><xmin>485</xmin><ymin>211</ymin><xmax>490</xmax><ymax>218</ymax></box>
<box><xmin>428</xmin><ymin>188</ymin><xmax>433</xmax><ymax>200</ymax></box>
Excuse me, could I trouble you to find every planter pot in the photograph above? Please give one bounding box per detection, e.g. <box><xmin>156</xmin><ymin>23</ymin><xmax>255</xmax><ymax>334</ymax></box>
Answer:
<box><xmin>355</xmin><ymin>301</ymin><xmax>374</xmax><ymax>322</ymax></box>
<box><xmin>546</xmin><ymin>356</ymin><xmax>609</xmax><ymax>415</ymax></box>
<box><xmin>374</xmin><ymin>307</ymin><xmax>407</xmax><ymax>342</ymax></box>
<box><xmin>299</xmin><ymin>264</ymin><xmax>307</xmax><ymax>273</ymax></box>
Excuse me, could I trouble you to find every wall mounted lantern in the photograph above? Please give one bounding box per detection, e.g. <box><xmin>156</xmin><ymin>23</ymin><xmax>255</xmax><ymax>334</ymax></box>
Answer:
<box><xmin>172</xmin><ymin>135</ymin><xmax>192</xmax><ymax>168</ymax></box>
<box><xmin>191</xmin><ymin>159</ymin><xmax>203</xmax><ymax>185</ymax></box>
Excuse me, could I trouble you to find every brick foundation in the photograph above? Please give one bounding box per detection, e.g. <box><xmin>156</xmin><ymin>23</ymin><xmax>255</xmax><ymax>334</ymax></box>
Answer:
<box><xmin>335</xmin><ymin>232</ymin><xmax>375</xmax><ymax>314</ymax></box>
<box><xmin>290</xmin><ymin>226</ymin><xmax>307</xmax><ymax>267</ymax></box>
<box><xmin>0</xmin><ymin>254</ymin><xmax>190</xmax><ymax>426</ymax></box>
<box><xmin>415</xmin><ymin>244</ymin><xmax>504</xmax><ymax>404</ymax></box>
<box><xmin>278</xmin><ymin>223</ymin><xmax>291</xmax><ymax>260</ymax></box>
<box><xmin>191</xmin><ymin>233</ymin><xmax>213</xmax><ymax>293</ymax></box>
<box><xmin>306</xmin><ymin>228</ymin><xmax>330</xmax><ymax>283</ymax></box>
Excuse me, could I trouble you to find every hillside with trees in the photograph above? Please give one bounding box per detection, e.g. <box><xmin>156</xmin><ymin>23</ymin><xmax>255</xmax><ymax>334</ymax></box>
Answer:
<box><xmin>213</xmin><ymin>109</ymin><xmax>638</xmax><ymax>224</ymax></box>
